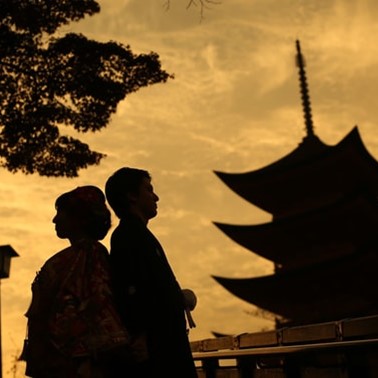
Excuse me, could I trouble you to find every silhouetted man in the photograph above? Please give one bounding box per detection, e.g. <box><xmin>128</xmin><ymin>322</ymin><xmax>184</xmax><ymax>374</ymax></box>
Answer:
<box><xmin>105</xmin><ymin>167</ymin><xmax>197</xmax><ymax>378</ymax></box>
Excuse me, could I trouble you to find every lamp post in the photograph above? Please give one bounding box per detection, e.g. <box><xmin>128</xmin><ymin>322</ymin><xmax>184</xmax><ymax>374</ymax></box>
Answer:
<box><xmin>0</xmin><ymin>245</ymin><xmax>19</xmax><ymax>378</ymax></box>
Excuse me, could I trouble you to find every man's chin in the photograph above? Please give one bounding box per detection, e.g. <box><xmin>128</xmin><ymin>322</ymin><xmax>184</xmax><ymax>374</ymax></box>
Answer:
<box><xmin>55</xmin><ymin>232</ymin><xmax>66</xmax><ymax>239</ymax></box>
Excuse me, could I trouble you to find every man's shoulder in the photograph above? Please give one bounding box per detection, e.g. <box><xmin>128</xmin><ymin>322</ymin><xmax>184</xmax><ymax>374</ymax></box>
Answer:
<box><xmin>110</xmin><ymin>218</ymin><xmax>158</xmax><ymax>252</ymax></box>
<box><xmin>111</xmin><ymin>218</ymin><xmax>147</xmax><ymax>244</ymax></box>
<box><xmin>112</xmin><ymin>217</ymin><xmax>145</xmax><ymax>235</ymax></box>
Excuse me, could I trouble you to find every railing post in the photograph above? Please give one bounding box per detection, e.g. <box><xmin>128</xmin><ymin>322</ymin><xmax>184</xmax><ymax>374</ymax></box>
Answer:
<box><xmin>237</xmin><ymin>356</ymin><xmax>255</xmax><ymax>378</ymax></box>
<box><xmin>283</xmin><ymin>355</ymin><xmax>302</xmax><ymax>378</ymax></box>
<box><xmin>202</xmin><ymin>358</ymin><xmax>219</xmax><ymax>378</ymax></box>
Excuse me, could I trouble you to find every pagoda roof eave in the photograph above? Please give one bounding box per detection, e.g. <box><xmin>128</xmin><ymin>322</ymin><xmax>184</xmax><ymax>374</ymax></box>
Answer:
<box><xmin>212</xmin><ymin>247</ymin><xmax>378</xmax><ymax>324</ymax></box>
<box><xmin>213</xmin><ymin>190</ymin><xmax>378</xmax><ymax>268</ymax></box>
<box><xmin>214</xmin><ymin>127</ymin><xmax>378</xmax><ymax>217</ymax></box>
<box><xmin>215</xmin><ymin>132</ymin><xmax>328</xmax><ymax>181</ymax></box>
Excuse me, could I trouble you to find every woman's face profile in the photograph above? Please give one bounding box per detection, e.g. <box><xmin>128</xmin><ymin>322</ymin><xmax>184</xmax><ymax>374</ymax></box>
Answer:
<box><xmin>52</xmin><ymin>208</ymin><xmax>82</xmax><ymax>240</ymax></box>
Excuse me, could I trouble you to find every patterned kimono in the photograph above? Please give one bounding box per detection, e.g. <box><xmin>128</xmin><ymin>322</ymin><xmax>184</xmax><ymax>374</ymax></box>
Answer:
<box><xmin>23</xmin><ymin>239</ymin><xmax>130</xmax><ymax>378</ymax></box>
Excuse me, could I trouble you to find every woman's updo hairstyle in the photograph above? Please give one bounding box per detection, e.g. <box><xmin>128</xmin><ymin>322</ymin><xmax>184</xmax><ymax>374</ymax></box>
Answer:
<box><xmin>55</xmin><ymin>186</ymin><xmax>111</xmax><ymax>240</ymax></box>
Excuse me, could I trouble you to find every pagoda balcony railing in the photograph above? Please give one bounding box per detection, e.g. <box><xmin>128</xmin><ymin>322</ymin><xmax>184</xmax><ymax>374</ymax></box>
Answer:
<box><xmin>190</xmin><ymin>314</ymin><xmax>378</xmax><ymax>377</ymax></box>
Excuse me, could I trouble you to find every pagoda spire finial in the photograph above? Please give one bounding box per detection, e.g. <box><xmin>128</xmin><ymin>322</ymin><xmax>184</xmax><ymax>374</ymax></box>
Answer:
<box><xmin>296</xmin><ymin>40</ymin><xmax>315</xmax><ymax>138</ymax></box>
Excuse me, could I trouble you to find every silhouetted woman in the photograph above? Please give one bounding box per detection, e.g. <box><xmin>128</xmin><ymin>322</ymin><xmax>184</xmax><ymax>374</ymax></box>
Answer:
<box><xmin>22</xmin><ymin>186</ymin><xmax>129</xmax><ymax>378</ymax></box>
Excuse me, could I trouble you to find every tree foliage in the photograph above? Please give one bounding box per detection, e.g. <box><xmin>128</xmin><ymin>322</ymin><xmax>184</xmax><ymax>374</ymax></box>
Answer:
<box><xmin>0</xmin><ymin>0</ymin><xmax>172</xmax><ymax>177</ymax></box>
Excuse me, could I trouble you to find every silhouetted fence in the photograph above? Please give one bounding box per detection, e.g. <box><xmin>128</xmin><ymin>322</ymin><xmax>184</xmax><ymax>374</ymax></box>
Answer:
<box><xmin>190</xmin><ymin>314</ymin><xmax>378</xmax><ymax>377</ymax></box>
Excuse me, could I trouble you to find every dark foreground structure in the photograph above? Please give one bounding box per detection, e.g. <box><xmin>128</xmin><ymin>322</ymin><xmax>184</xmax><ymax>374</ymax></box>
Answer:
<box><xmin>190</xmin><ymin>314</ymin><xmax>378</xmax><ymax>377</ymax></box>
<box><xmin>212</xmin><ymin>41</ymin><xmax>378</xmax><ymax>327</ymax></box>
<box><xmin>189</xmin><ymin>41</ymin><xmax>378</xmax><ymax>377</ymax></box>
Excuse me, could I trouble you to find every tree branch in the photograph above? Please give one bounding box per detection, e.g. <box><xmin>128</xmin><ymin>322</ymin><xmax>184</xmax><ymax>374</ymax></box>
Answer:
<box><xmin>164</xmin><ymin>0</ymin><xmax>221</xmax><ymax>19</ymax></box>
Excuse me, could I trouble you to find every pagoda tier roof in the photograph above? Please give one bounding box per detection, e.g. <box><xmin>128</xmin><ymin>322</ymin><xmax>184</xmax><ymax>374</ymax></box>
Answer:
<box><xmin>213</xmin><ymin>191</ymin><xmax>378</xmax><ymax>269</ymax></box>
<box><xmin>212</xmin><ymin>246</ymin><xmax>378</xmax><ymax>326</ymax></box>
<box><xmin>214</xmin><ymin>127</ymin><xmax>378</xmax><ymax>219</ymax></box>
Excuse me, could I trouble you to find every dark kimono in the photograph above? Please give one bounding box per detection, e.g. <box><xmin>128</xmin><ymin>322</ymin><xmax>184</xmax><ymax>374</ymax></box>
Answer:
<box><xmin>23</xmin><ymin>240</ymin><xmax>129</xmax><ymax>378</ymax></box>
<box><xmin>109</xmin><ymin>215</ymin><xmax>198</xmax><ymax>378</ymax></box>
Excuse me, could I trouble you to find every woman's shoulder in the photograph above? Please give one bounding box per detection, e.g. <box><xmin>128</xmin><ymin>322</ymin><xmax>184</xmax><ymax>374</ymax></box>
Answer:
<box><xmin>38</xmin><ymin>246</ymin><xmax>74</xmax><ymax>281</ymax></box>
<box><xmin>43</xmin><ymin>246</ymin><xmax>72</xmax><ymax>266</ymax></box>
<box><xmin>74</xmin><ymin>239</ymin><xmax>109</xmax><ymax>256</ymax></box>
<box><xmin>44</xmin><ymin>241</ymin><xmax>109</xmax><ymax>265</ymax></box>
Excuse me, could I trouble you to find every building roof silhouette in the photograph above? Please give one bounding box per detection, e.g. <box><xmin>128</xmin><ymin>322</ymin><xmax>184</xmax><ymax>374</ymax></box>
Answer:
<box><xmin>214</xmin><ymin>127</ymin><xmax>378</xmax><ymax>219</ymax></box>
<box><xmin>213</xmin><ymin>243</ymin><xmax>378</xmax><ymax>325</ymax></box>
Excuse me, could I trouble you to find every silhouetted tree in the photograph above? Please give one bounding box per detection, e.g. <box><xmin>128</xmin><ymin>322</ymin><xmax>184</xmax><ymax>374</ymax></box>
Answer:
<box><xmin>0</xmin><ymin>0</ymin><xmax>172</xmax><ymax>177</ymax></box>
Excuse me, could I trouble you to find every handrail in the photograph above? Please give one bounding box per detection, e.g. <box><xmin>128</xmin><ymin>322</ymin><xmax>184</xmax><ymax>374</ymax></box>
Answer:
<box><xmin>191</xmin><ymin>314</ymin><xmax>378</xmax><ymax>354</ymax></box>
<box><xmin>190</xmin><ymin>314</ymin><xmax>378</xmax><ymax>376</ymax></box>
<box><xmin>192</xmin><ymin>337</ymin><xmax>378</xmax><ymax>360</ymax></box>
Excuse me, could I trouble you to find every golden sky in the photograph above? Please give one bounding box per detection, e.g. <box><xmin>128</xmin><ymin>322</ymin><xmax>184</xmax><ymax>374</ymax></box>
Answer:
<box><xmin>2</xmin><ymin>0</ymin><xmax>378</xmax><ymax>376</ymax></box>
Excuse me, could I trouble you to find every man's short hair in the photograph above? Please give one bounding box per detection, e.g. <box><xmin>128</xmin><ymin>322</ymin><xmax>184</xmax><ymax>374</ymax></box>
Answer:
<box><xmin>105</xmin><ymin>167</ymin><xmax>151</xmax><ymax>219</ymax></box>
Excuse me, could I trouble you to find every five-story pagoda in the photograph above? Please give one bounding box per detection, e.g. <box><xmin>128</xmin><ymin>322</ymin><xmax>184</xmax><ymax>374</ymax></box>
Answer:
<box><xmin>212</xmin><ymin>40</ymin><xmax>378</xmax><ymax>327</ymax></box>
